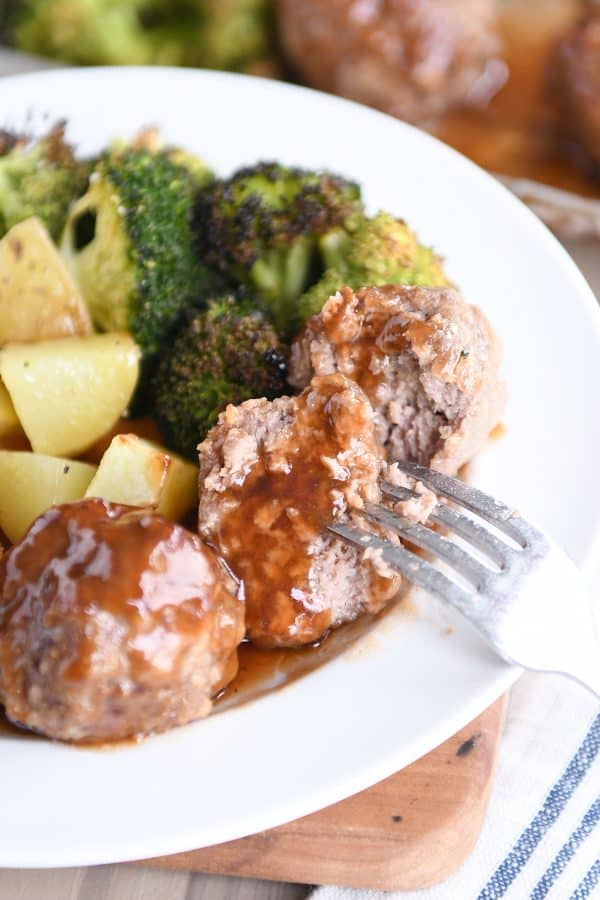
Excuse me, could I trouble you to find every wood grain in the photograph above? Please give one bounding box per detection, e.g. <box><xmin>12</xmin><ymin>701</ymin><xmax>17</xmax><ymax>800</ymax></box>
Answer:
<box><xmin>0</xmin><ymin>696</ymin><xmax>505</xmax><ymax>898</ymax></box>
<box><xmin>143</xmin><ymin>696</ymin><xmax>507</xmax><ymax>892</ymax></box>
<box><xmin>0</xmin><ymin>868</ymin><xmax>310</xmax><ymax>900</ymax></box>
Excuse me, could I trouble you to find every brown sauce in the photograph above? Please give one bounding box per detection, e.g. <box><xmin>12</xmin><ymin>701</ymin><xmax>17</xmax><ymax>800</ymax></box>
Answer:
<box><xmin>0</xmin><ymin>377</ymin><xmax>507</xmax><ymax>746</ymax></box>
<box><xmin>435</xmin><ymin>0</ymin><xmax>600</xmax><ymax>198</ymax></box>
<box><xmin>489</xmin><ymin>422</ymin><xmax>508</xmax><ymax>443</ymax></box>
<box><xmin>0</xmin><ymin>596</ymin><xmax>411</xmax><ymax>742</ymax></box>
<box><xmin>215</xmin><ymin>593</ymin><xmax>408</xmax><ymax>712</ymax></box>
<box><xmin>203</xmin><ymin>375</ymin><xmax>396</xmax><ymax>648</ymax></box>
<box><xmin>315</xmin><ymin>286</ymin><xmax>441</xmax><ymax>407</ymax></box>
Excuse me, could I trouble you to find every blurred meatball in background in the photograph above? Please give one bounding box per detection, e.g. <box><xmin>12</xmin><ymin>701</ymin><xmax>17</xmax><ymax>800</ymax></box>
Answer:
<box><xmin>550</xmin><ymin>0</ymin><xmax>600</xmax><ymax>174</ymax></box>
<box><xmin>276</xmin><ymin>0</ymin><xmax>507</xmax><ymax>124</ymax></box>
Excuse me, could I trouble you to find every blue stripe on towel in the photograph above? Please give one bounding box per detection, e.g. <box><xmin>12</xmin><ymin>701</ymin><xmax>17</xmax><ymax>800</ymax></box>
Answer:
<box><xmin>530</xmin><ymin>794</ymin><xmax>600</xmax><ymax>899</ymax></box>
<box><xmin>478</xmin><ymin>713</ymin><xmax>600</xmax><ymax>900</ymax></box>
<box><xmin>570</xmin><ymin>859</ymin><xmax>600</xmax><ymax>899</ymax></box>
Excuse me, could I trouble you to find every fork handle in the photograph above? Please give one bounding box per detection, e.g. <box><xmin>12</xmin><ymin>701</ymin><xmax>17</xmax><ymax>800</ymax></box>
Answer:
<box><xmin>491</xmin><ymin>644</ymin><xmax>600</xmax><ymax>699</ymax></box>
<box><xmin>561</xmin><ymin>661</ymin><xmax>600</xmax><ymax>699</ymax></box>
<box><xmin>492</xmin><ymin>545</ymin><xmax>600</xmax><ymax>701</ymax></box>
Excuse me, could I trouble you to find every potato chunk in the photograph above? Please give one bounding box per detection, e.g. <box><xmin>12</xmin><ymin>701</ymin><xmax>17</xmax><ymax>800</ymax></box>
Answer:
<box><xmin>0</xmin><ymin>333</ymin><xmax>140</xmax><ymax>457</ymax></box>
<box><xmin>0</xmin><ymin>217</ymin><xmax>92</xmax><ymax>344</ymax></box>
<box><xmin>85</xmin><ymin>434</ymin><xmax>198</xmax><ymax>522</ymax></box>
<box><xmin>0</xmin><ymin>451</ymin><xmax>97</xmax><ymax>543</ymax></box>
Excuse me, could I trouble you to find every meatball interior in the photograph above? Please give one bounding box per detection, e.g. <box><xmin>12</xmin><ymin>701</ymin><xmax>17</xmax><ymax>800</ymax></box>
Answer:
<box><xmin>198</xmin><ymin>373</ymin><xmax>403</xmax><ymax>648</ymax></box>
<box><xmin>290</xmin><ymin>284</ymin><xmax>505</xmax><ymax>475</ymax></box>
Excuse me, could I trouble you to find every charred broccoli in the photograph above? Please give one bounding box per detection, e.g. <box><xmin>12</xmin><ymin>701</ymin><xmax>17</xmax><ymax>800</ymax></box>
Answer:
<box><xmin>151</xmin><ymin>293</ymin><xmax>288</xmax><ymax>458</ymax></box>
<box><xmin>13</xmin><ymin>0</ymin><xmax>274</xmax><ymax>72</ymax></box>
<box><xmin>297</xmin><ymin>212</ymin><xmax>448</xmax><ymax>326</ymax></box>
<box><xmin>0</xmin><ymin>124</ymin><xmax>90</xmax><ymax>240</ymax></box>
<box><xmin>194</xmin><ymin>161</ymin><xmax>363</xmax><ymax>336</ymax></box>
<box><xmin>60</xmin><ymin>141</ymin><xmax>216</xmax><ymax>376</ymax></box>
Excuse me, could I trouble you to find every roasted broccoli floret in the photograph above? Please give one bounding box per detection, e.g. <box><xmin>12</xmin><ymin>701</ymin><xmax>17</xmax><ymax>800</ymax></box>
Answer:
<box><xmin>151</xmin><ymin>293</ymin><xmax>288</xmax><ymax>459</ymax></box>
<box><xmin>13</xmin><ymin>0</ymin><xmax>274</xmax><ymax>72</ymax></box>
<box><xmin>60</xmin><ymin>142</ymin><xmax>216</xmax><ymax>377</ymax></box>
<box><xmin>14</xmin><ymin>0</ymin><xmax>183</xmax><ymax>66</ymax></box>
<box><xmin>195</xmin><ymin>161</ymin><xmax>363</xmax><ymax>336</ymax></box>
<box><xmin>0</xmin><ymin>124</ymin><xmax>90</xmax><ymax>240</ymax></box>
<box><xmin>194</xmin><ymin>0</ymin><xmax>274</xmax><ymax>71</ymax></box>
<box><xmin>297</xmin><ymin>212</ymin><xmax>448</xmax><ymax>326</ymax></box>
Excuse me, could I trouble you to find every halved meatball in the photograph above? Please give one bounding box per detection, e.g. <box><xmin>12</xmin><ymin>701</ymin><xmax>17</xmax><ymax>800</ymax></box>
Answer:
<box><xmin>289</xmin><ymin>285</ymin><xmax>505</xmax><ymax>474</ymax></box>
<box><xmin>198</xmin><ymin>373</ymin><xmax>418</xmax><ymax>648</ymax></box>
<box><xmin>277</xmin><ymin>0</ymin><xmax>506</xmax><ymax>124</ymax></box>
<box><xmin>0</xmin><ymin>498</ymin><xmax>244</xmax><ymax>743</ymax></box>
<box><xmin>550</xmin><ymin>4</ymin><xmax>600</xmax><ymax>172</ymax></box>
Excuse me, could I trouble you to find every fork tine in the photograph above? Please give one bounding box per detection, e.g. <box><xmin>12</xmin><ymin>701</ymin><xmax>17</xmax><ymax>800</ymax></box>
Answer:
<box><xmin>363</xmin><ymin>502</ymin><xmax>493</xmax><ymax>589</ymax></box>
<box><xmin>389</xmin><ymin>460</ymin><xmax>531</xmax><ymax>545</ymax></box>
<box><xmin>328</xmin><ymin>521</ymin><xmax>473</xmax><ymax>614</ymax></box>
<box><xmin>382</xmin><ymin>482</ymin><xmax>515</xmax><ymax>568</ymax></box>
<box><xmin>381</xmin><ymin>484</ymin><xmax>419</xmax><ymax>503</ymax></box>
<box><xmin>429</xmin><ymin>503</ymin><xmax>515</xmax><ymax>568</ymax></box>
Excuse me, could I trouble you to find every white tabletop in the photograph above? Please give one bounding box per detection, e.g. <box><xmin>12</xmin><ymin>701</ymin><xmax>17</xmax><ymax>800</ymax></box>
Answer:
<box><xmin>0</xmin><ymin>47</ymin><xmax>598</xmax><ymax>900</ymax></box>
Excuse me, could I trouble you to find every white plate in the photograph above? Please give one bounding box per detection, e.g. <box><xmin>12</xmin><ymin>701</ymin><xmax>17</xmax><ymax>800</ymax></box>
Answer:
<box><xmin>0</xmin><ymin>67</ymin><xmax>599</xmax><ymax>869</ymax></box>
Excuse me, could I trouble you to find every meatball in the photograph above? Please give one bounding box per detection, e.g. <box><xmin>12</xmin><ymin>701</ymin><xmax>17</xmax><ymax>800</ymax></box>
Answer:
<box><xmin>198</xmin><ymin>373</ymin><xmax>415</xmax><ymax>648</ymax></box>
<box><xmin>289</xmin><ymin>285</ymin><xmax>505</xmax><ymax>475</ymax></box>
<box><xmin>551</xmin><ymin>3</ymin><xmax>600</xmax><ymax>172</ymax></box>
<box><xmin>276</xmin><ymin>0</ymin><xmax>506</xmax><ymax>124</ymax></box>
<box><xmin>0</xmin><ymin>499</ymin><xmax>244</xmax><ymax>743</ymax></box>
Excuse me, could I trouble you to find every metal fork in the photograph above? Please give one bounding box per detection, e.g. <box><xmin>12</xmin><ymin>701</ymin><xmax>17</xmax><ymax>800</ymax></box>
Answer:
<box><xmin>329</xmin><ymin>460</ymin><xmax>600</xmax><ymax>697</ymax></box>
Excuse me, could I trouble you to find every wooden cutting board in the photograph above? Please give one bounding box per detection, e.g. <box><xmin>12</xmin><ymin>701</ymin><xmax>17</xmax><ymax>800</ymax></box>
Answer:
<box><xmin>142</xmin><ymin>695</ymin><xmax>507</xmax><ymax>892</ymax></box>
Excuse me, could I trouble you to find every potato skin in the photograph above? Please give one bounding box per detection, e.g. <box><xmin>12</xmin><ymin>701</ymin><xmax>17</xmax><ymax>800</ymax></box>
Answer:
<box><xmin>0</xmin><ymin>217</ymin><xmax>91</xmax><ymax>344</ymax></box>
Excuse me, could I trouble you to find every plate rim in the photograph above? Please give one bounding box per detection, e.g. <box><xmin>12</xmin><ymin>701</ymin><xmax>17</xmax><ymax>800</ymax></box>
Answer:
<box><xmin>0</xmin><ymin>65</ymin><xmax>598</xmax><ymax>869</ymax></box>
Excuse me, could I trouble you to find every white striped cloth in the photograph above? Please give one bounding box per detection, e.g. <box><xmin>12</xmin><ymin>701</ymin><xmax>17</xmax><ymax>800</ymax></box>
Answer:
<box><xmin>311</xmin><ymin>582</ymin><xmax>600</xmax><ymax>900</ymax></box>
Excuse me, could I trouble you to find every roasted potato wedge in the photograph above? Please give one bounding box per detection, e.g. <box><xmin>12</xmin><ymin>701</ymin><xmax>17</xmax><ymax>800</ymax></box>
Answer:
<box><xmin>0</xmin><ymin>451</ymin><xmax>97</xmax><ymax>543</ymax></box>
<box><xmin>85</xmin><ymin>433</ymin><xmax>198</xmax><ymax>522</ymax></box>
<box><xmin>0</xmin><ymin>217</ymin><xmax>92</xmax><ymax>344</ymax></box>
<box><xmin>0</xmin><ymin>333</ymin><xmax>140</xmax><ymax>457</ymax></box>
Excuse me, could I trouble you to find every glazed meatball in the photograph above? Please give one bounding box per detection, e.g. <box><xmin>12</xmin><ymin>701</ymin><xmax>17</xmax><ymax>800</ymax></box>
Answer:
<box><xmin>277</xmin><ymin>0</ymin><xmax>506</xmax><ymax>124</ymax></box>
<box><xmin>0</xmin><ymin>499</ymin><xmax>244</xmax><ymax>743</ymax></box>
<box><xmin>198</xmin><ymin>373</ymin><xmax>425</xmax><ymax>648</ymax></box>
<box><xmin>551</xmin><ymin>3</ymin><xmax>600</xmax><ymax>172</ymax></box>
<box><xmin>289</xmin><ymin>285</ymin><xmax>505</xmax><ymax>475</ymax></box>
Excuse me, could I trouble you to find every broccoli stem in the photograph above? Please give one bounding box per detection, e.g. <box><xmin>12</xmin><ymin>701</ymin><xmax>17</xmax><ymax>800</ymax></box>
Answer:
<box><xmin>250</xmin><ymin>235</ymin><xmax>315</xmax><ymax>334</ymax></box>
<box><xmin>319</xmin><ymin>227</ymin><xmax>352</xmax><ymax>275</ymax></box>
